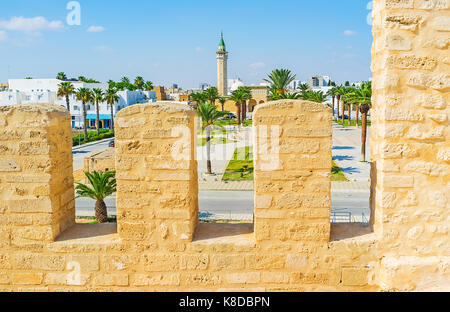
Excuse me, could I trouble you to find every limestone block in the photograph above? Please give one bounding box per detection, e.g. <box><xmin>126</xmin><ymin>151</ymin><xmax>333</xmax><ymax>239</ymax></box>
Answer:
<box><xmin>342</xmin><ymin>267</ymin><xmax>369</xmax><ymax>286</ymax></box>
<box><xmin>385</xmin><ymin>0</ymin><xmax>414</xmax><ymax>8</ymax></box>
<box><xmin>432</xmin><ymin>17</ymin><xmax>450</xmax><ymax>32</ymax></box>
<box><xmin>416</xmin><ymin>0</ymin><xmax>449</xmax><ymax>9</ymax></box>
<box><xmin>226</xmin><ymin>272</ymin><xmax>261</xmax><ymax>284</ymax></box>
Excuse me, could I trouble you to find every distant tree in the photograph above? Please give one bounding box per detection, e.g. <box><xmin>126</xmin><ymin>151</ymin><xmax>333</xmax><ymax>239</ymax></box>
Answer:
<box><xmin>298</xmin><ymin>83</ymin><xmax>310</xmax><ymax>94</ymax></box>
<box><xmin>302</xmin><ymin>90</ymin><xmax>327</xmax><ymax>103</ymax></box>
<box><xmin>264</xmin><ymin>69</ymin><xmax>296</xmax><ymax>95</ymax></box>
<box><xmin>326</xmin><ymin>87</ymin><xmax>339</xmax><ymax>120</ymax></box>
<box><xmin>92</xmin><ymin>88</ymin><xmax>105</xmax><ymax>136</ymax></box>
<box><xmin>143</xmin><ymin>81</ymin><xmax>154</xmax><ymax>91</ymax></box>
<box><xmin>104</xmin><ymin>88</ymin><xmax>119</xmax><ymax>130</ymax></box>
<box><xmin>134</xmin><ymin>76</ymin><xmax>145</xmax><ymax>90</ymax></box>
<box><xmin>190</xmin><ymin>92</ymin><xmax>208</xmax><ymax>109</ymax></box>
<box><xmin>56</xmin><ymin>72</ymin><xmax>67</xmax><ymax>80</ymax></box>
<box><xmin>218</xmin><ymin>97</ymin><xmax>227</xmax><ymax>111</ymax></box>
<box><xmin>205</xmin><ymin>87</ymin><xmax>219</xmax><ymax>105</ymax></box>
<box><xmin>57</xmin><ymin>81</ymin><xmax>75</xmax><ymax>112</ymax></box>
<box><xmin>271</xmin><ymin>92</ymin><xmax>302</xmax><ymax>100</ymax></box>
<box><xmin>196</xmin><ymin>103</ymin><xmax>226</xmax><ymax>175</ymax></box>
<box><xmin>75</xmin><ymin>170</ymin><xmax>116</xmax><ymax>224</ymax></box>
<box><xmin>230</xmin><ymin>87</ymin><xmax>252</xmax><ymax>125</ymax></box>
<box><xmin>75</xmin><ymin>88</ymin><xmax>94</xmax><ymax>139</ymax></box>
<box><xmin>345</xmin><ymin>81</ymin><xmax>350</xmax><ymax>86</ymax></box>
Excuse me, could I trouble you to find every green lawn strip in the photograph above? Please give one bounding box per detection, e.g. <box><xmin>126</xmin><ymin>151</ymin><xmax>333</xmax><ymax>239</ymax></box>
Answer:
<box><xmin>222</xmin><ymin>147</ymin><xmax>254</xmax><ymax>181</ymax></box>
<box><xmin>332</xmin><ymin>161</ymin><xmax>348</xmax><ymax>181</ymax></box>
<box><xmin>222</xmin><ymin>147</ymin><xmax>348</xmax><ymax>182</ymax></box>
<box><xmin>198</xmin><ymin>136</ymin><xmax>236</xmax><ymax>146</ymax></box>
<box><xmin>334</xmin><ymin>119</ymin><xmax>371</xmax><ymax>127</ymax></box>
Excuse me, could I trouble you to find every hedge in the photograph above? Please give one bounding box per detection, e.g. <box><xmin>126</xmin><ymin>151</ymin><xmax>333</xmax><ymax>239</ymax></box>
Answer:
<box><xmin>72</xmin><ymin>129</ymin><xmax>114</xmax><ymax>147</ymax></box>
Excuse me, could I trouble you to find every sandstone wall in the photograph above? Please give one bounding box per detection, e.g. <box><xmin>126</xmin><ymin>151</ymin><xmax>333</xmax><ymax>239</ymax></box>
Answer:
<box><xmin>371</xmin><ymin>0</ymin><xmax>450</xmax><ymax>290</ymax></box>
<box><xmin>0</xmin><ymin>104</ymin><xmax>75</xmax><ymax>248</ymax></box>
<box><xmin>0</xmin><ymin>101</ymin><xmax>382</xmax><ymax>292</ymax></box>
<box><xmin>0</xmin><ymin>0</ymin><xmax>449</xmax><ymax>291</ymax></box>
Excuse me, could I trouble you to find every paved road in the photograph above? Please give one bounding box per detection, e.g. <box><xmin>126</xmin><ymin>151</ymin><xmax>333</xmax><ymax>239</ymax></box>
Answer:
<box><xmin>76</xmin><ymin>190</ymin><xmax>370</xmax><ymax>222</ymax></box>
<box><xmin>72</xmin><ymin>140</ymin><xmax>112</xmax><ymax>171</ymax></box>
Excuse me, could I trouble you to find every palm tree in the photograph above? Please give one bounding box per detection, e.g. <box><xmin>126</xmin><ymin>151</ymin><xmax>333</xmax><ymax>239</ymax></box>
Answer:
<box><xmin>75</xmin><ymin>88</ymin><xmax>94</xmax><ymax>140</ymax></box>
<box><xmin>302</xmin><ymin>90</ymin><xmax>327</xmax><ymax>103</ymax></box>
<box><xmin>238</xmin><ymin>87</ymin><xmax>252</xmax><ymax>122</ymax></box>
<box><xmin>143</xmin><ymin>81</ymin><xmax>154</xmax><ymax>91</ymax></box>
<box><xmin>348</xmin><ymin>82</ymin><xmax>372</xmax><ymax>161</ymax></box>
<box><xmin>326</xmin><ymin>87</ymin><xmax>338</xmax><ymax>120</ymax></box>
<box><xmin>298</xmin><ymin>83</ymin><xmax>310</xmax><ymax>94</ymax></box>
<box><xmin>57</xmin><ymin>81</ymin><xmax>74</xmax><ymax>112</ymax></box>
<box><xmin>134</xmin><ymin>76</ymin><xmax>145</xmax><ymax>90</ymax></box>
<box><xmin>264</xmin><ymin>69</ymin><xmax>296</xmax><ymax>95</ymax></box>
<box><xmin>104</xmin><ymin>88</ymin><xmax>119</xmax><ymax>131</ymax></box>
<box><xmin>218</xmin><ymin>97</ymin><xmax>227</xmax><ymax>111</ymax></box>
<box><xmin>92</xmin><ymin>88</ymin><xmax>104</xmax><ymax>136</ymax></box>
<box><xmin>230</xmin><ymin>87</ymin><xmax>252</xmax><ymax>125</ymax></box>
<box><xmin>56</xmin><ymin>72</ymin><xmax>67</xmax><ymax>81</ymax></box>
<box><xmin>205</xmin><ymin>87</ymin><xmax>219</xmax><ymax>105</ymax></box>
<box><xmin>190</xmin><ymin>92</ymin><xmax>208</xmax><ymax>109</ymax></box>
<box><xmin>196</xmin><ymin>103</ymin><xmax>226</xmax><ymax>175</ymax></box>
<box><xmin>230</xmin><ymin>89</ymin><xmax>243</xmax><ymax>125</ymax></box>
<box><xmin>75</xmin><ymin>170</ymin><xmax>116</xmax><ymax>224</ymax></box>
<box><xmin>335</xmin><ymin>86</ymin><xmax>348</xmax><ymax>123</ymax></box>
<box><xmin>271</xmin><ymin>92</ymin><xmax>302</xmax><ymax>100</ymax></box>
<box><xmin>121</xmin><ymin>77</ymin><xmax>130</xmax><ymax>84</ymax></box>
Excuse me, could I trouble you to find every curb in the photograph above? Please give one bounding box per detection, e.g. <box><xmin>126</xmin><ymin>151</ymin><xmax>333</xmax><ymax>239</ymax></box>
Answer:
<box><xmin>72</xmin><ymin>138</ymin><xmax>114</xmax><ymax>151</ymax></box>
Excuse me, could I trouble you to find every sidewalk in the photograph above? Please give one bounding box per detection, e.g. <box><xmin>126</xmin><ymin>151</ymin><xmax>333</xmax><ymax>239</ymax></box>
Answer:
<box><xmin>332</xmin><ymin>123</ymin><xmax>371</xmax><ymax>182</ymax></box>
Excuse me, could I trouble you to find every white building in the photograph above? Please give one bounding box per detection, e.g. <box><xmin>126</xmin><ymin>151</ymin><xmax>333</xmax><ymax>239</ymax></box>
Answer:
<box><xmin>0</xmin><ymin>78</ymin><xmax>156</xmax><ymax>129</ymax></box>
<box><xmin>228</xmin><ymin>78</ymin><xmax>245</xmax><ymax>94</ymax></box>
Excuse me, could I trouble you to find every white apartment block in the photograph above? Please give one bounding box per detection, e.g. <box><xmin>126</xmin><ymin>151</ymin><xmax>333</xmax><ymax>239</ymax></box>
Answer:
<box><xmin>0</xmin><ymin>79</ymin><xmax>156</xmax><ymax>129</ymax></box>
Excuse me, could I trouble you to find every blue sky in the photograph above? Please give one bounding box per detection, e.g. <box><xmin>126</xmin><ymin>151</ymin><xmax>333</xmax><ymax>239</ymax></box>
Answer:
<box><xmin>0</xmin><ymin>0</ymin><xmax>373</xmax><ymax>88</ymax></box>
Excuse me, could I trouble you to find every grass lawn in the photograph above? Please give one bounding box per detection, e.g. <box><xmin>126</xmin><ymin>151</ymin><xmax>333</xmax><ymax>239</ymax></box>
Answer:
<box><xmin>332</xmin><ymin>161</ymin><xmax>348</xmax><ymax>181</ymax></box>
<box><xmin>76</xmin><ymin>216</ymin><xmax>117</xmax><ymax>224</ymax></box>
<box><xmin>198</xmin><ymin>136</ymin><xmax>236</xmax><ymax>146</ymax></box>
<box><xmin>222</xmin><ymin>147</ymin><xmax>349</xmax><ymax>182</ymax></box>
<box><xmin>334</xmin><ymin>119</ymin><xmax>371</xmax><ymax>127</ymax></box>
<box><xmin>222</xmin><ymin>147</ymin><xmax>254</xmax><ymax>181</ymax></box>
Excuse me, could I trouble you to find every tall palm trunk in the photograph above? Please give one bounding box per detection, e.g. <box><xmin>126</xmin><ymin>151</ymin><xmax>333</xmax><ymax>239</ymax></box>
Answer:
<box><xmin>348</xmin><ymin>103</ymin><xmax>352</xmax><ymax>126</ymax></box>
<box><xmin>95</xmin><ymin>199</ymin><xmax>108</xmax><ymax>223</ymax></box>
<box><xmin>341</xmin><ymin>101</ymin><xmax>345</xmax><ymax>123</ymax></box>
<box><xmin>241</xmin><ymin>101</ymin><xmax>246</xmax><ymax>122</ymax></box>
<box><xmin>236</xmin><ymin>104</ymin><xmax>241</xmax><ymax>126</ymax></box>
<box><xmin>110</xmin><ymin>103</ymin><xmax>114</xmax><ymax>130</ymax></box>
<box><xmin>206</xmin><ymin>129</ymin><xmax>212</xmax><ymax>174</ymax></box>
<box><xmin>361</xmin><ymin>112</ymin><xmax>368</xmax><ymax>162</ymax></box>
<box><xmin>96</xmin><ymin>100</ymin><xmax>100</xmax><ymax>136</ymax></box>
<box><xmin>65</xmin><ymin>95</ymin><xmax>70</xmax><ymax>112</ymax></box>
<box><xmin>336</xmin><ymin>96</ymin><xmax>341</xmax><ymax>119</ymax></box>
<box><xmin>82</xmin><ymin>101</ymin><xmax>88</xmax><ymax>140</ymax></box>
<box><xmin>331</xmin><ymin>96</ymin><xmax>335</xmax><ymax>120</ymax></box>
<box><xmin>355</xmin><ymin>104</ymin><xmax>359</xmax><ymax>127</ymax></box>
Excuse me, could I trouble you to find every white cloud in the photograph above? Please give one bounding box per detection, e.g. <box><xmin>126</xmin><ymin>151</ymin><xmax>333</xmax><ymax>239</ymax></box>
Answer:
<box><xmin>0</xmin><ymin>16</ymin><xmax>63</xmax><ymax>34</ymax></box>
<box><xmin>343</xmin><ymin>30</ymin><xmax>358</xmax><ymax>36</ymax></box>
<box><xmin>250</xmin><ymin>62</ymin><xmax>266</xmax><ymax>69</ymax></box>
<box><xmin>0</xmin><ymin>31</ymin><xmax>7</xmax><ymax>42</ymax></box>
<box><xmin>87</xmin><ymin>26</ymin><xmax>106</xmax><ymax>33</ymax></box>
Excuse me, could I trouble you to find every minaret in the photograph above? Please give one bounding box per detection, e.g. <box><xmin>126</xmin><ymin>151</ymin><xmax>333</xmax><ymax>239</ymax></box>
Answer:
<box><xmin>216</xmin><ymin>32</ymin><xmax>229</xmax><ymax>96</ymax></box>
